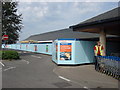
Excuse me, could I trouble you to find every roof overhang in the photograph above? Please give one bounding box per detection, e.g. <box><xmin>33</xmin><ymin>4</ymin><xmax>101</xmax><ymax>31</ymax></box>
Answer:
<box><xmin>70</xmin><ymin>17</ymin><xmax>120</xmax><ymax>36</ymax></box>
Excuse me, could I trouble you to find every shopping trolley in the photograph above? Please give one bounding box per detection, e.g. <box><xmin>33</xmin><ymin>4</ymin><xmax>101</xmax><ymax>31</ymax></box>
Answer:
<box><xmin>96</xmin><ymin>56</ymin><xmax>120</xmax><ymax>80</ymax></box>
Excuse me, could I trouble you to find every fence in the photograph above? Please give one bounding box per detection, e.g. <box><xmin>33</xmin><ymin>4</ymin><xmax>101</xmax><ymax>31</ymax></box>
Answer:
<box><xmin>2</xmin><ymin>43</ymin><xmax>53</xmax><ymax>55</ymax></box>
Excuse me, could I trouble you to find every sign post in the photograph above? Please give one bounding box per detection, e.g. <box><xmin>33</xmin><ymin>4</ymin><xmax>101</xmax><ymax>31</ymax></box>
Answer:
<box><xmin>2</xmin><ymin>35</ymin><xmax>8</xmax><ymax>48</ymax></box>
<box><xmin>3</xmin><ymin>35</ymin><xmax>8</xmax><ymax>40</ymax></box>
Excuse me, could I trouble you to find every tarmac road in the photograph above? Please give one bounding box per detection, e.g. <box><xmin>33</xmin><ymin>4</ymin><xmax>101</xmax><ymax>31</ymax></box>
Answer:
<box><xmin>2</xmin><ymin>51</ymin><xmax>83</xmax><ymax>88</ymax></box>
<box><xmin>2</xmin><ymin>51</ymin><xmax>119</xmax><ymax>89</ymax></box>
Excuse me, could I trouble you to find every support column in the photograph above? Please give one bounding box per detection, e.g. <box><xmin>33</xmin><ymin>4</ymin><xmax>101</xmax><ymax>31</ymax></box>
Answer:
<box><xmin>99</xmin><ymin>29</ymin><xmax>106</xmax><ymax>56</ymax></box>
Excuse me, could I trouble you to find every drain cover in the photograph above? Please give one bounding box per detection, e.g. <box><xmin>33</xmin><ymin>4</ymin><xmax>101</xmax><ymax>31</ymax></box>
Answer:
<box><xmin>53</xmin><ymin>82</ymin><xmax>72</xmax><ymax>88</ymax></box>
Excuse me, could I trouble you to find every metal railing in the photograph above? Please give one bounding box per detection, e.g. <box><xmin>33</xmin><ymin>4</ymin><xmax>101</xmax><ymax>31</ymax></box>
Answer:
<box><xmin>96</xmin><ymin>56</ymin><xmax>120</xmax><ymax>80</ymax></box>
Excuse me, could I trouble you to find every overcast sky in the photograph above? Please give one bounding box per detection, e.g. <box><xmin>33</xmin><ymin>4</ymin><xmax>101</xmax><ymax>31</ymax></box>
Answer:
<box><xmin>17</xmin><ymin>1</ymin><xmax>118</xmax><ymax>41</ymax></box>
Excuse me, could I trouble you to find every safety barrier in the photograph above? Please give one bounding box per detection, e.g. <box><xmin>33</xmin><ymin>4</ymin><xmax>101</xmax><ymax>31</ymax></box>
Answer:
<box><xmin>96</xmin><ymin>56</ymin><xmax>120</xmax><ymax>80</ymax></box>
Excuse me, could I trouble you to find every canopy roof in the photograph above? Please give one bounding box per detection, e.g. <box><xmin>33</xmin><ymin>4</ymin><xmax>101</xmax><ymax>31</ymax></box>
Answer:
<box><xmin>70</xmin><ymin>7</ymin><xmax>120</xmax><ymax>36</ymax></box>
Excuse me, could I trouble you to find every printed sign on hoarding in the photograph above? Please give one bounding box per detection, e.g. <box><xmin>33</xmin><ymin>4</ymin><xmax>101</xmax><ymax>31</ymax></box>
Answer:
<box><xmin>60</xmin><ymin>42</ymin><xmax>72</xmax><ymax>60</ymax></box>
<box><xmin>5</xmin><ymin>45</ymin><xmax>9</xmax><ymax>48</ymax></box>
<box><xmin>20</xmin><ymin>45</ymin><xmax>22</xmax><ymax>49</ymax></box>
<box><xmin>46</xmin><ymin>45</ymin><xmax>48</xmax><ymax>52</ymax></box>
<box><xmin>16</xmin><ymin>45</ymin><xmax>17</xmax><ymax>49</ymax></box>
<box><xmin>34</xmin><ymin>45</ymin><xmax>37</xmax><ymax>51</ymax></box>
<box><xmin>56</xmin><ymin>43</ymin><xmax>58</xmax><ymax>60</ymax></box>
<box><xmin>26</xmin><ymin>45</ymin><xmax>28</xmax><ymax>49</ymax></box>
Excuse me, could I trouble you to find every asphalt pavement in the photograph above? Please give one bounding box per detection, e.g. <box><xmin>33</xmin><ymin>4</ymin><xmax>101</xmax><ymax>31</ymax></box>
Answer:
<box><xmin>1</xmin><ymin>51</ymin><xmax>119</xmax><ymax>89</ymax></box>
<box><xmin>2</xmin><ymin>51</ymin><xmax>83</xmax><ymax>88</ymax></box>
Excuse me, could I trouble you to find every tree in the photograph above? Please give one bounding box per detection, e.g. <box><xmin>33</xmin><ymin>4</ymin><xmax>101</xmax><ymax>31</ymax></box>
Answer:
<box><xmin>2</xmin><ymin>1</ymin><xmax>23</xmax><ymax>44</ymax></box>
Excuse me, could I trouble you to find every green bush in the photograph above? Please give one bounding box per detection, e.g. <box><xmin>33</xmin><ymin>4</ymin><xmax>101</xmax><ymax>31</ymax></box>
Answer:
<box><xmin>0</xmin><ymin>50</ymin><xmax>20</xmax><ymax>60</ymax></box>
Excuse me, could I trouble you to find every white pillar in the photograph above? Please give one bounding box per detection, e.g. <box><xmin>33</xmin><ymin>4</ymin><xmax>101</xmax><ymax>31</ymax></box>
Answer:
<box><xmin>99</xmin><ymin>29</ymin><xmax>106</xmax><ymax>56</ymax></box>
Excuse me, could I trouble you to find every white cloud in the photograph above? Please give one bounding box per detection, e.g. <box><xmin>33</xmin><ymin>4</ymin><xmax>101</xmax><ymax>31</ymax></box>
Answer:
<box><xmin>18</xmin><ymin>3</ymin><xmax>49</xmax><ymax>22</ymax></box>
<box><xmin>73</xmin><ymin>2</ymin><xmax>102</xmax><ymax>13</ymax></box>
<box><xmin>14</xmin><ymin>0</ymin><xmax>119</xmax><ymax>2</ymax></box>
<box><xmin>17</xmin><ymin>2</ymin><xmax>118</xmax><ymax>41</ymax></box>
